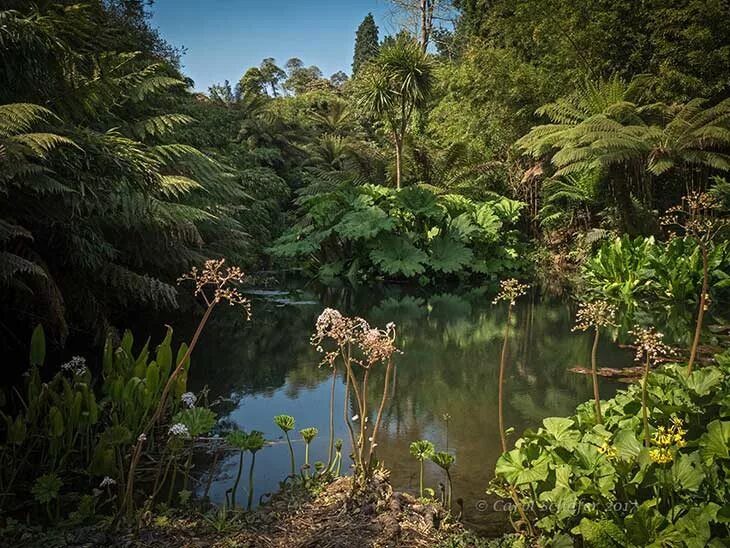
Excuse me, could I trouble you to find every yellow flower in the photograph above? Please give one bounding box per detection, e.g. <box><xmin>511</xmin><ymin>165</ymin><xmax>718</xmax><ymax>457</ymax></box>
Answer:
<box><xmin>597</xmin><ymin>442</ymin><xmax>618</xmax><ymax>459</ymax></box>
<box><xmin>650</xmin><ymin>447</ymin><xmax>673</xmax><ymax>465</ymax></box>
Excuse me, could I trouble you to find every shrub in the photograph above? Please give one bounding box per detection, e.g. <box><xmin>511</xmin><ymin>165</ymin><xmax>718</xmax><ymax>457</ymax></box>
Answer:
<box><xmin>489</xmin><ymin>351</ymin><xmax>730</xmax><ymax>546</ymax></box>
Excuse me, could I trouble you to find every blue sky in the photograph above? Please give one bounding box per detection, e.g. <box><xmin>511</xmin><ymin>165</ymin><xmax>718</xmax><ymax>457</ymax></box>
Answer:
<box><xmin>149</xmin><ymin>0</ymin><xmax>394</xmax><ymax>92</ymax></box>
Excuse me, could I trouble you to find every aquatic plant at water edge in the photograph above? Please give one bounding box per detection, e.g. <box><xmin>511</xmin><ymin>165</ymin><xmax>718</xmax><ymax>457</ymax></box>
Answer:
<box><xmin>270</xmin><ymin>184</ymin><xmax>526</xmax><ymax>283</ymax></box>
<box><xmin>120</xmin><ymin>259</ymin><xmax>250</xmax><ymax>518</ymax></box>
<box><xmin>246</xmin><ymin>431</ymin><xmax>266</xmax><ymax>511</ymax></box>
<box><xmin>573</xmin><ymin>300</ymin><xmax>617</xmax><ymax>424</ymax></box>
<box><xmin>430</xmin><ymin>451</ymin><xmax>454</xmax><ymax>510</ymax></box>
<box><xmin>299</xmin><ymin>427</ymin><xmax>319</xmax><ymax>480</ymax></box>
<box><xmin>311</xmin><ymin>308</ymin><xmax>399</xmax><ymax>485</ymax></box>
<box><xmin>274</xmin><ymin>415</ymin><xmax>297</xmax><ymax>478</ymax></box>
<box><xmin>662</xmin><ymin>190</ymin><xmax>729</xmax><ymax>373</ymax></box>
<box><xmin>225</xmin><ymin>431</ymin><xmax>249</xmax><ymax>509</ymax></box>
<box><xmin>0</xmin><ymin>321</ymin><xmax>223</xmax><ymax>523</ymax></box>
<box><xmin>409</xmin><ymin>440</ymin><xmax>435</xmax><ymax>498</ymax></box>
<box><xmin>489</xmin><ymin>351</ymin><xmax>730</xmax><ymax>546</ymax></box>
<box><xmin>491</xmin><ymin>278</ymin><xmax>532</xmax><ymax>535</ymax></box>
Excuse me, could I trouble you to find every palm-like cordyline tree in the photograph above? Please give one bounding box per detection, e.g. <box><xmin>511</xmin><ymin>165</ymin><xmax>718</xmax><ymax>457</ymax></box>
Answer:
<box><xmin>356</xmin><ymin>36</ymin><xmax>434</xmax><ymax>189</ymax></box>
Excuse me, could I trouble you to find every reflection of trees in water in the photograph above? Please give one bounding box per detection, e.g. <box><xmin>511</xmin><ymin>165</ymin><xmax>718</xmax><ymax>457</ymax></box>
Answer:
<box><xmin>190</xmin><ymin>285</ymin><xmax>630</xmax><ymax>441</ymax></box>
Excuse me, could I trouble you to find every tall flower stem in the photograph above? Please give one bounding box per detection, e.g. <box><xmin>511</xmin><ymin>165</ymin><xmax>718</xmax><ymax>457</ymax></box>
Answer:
<box><xmin>367</xmin><ymin>357</ymin><xmax>393</xmax><ymax>469</ymax></box>
<box><xmin>688</xmin><ymin>245</ymin><xmax>709</xmax><ymax>374</ymax></box>
<box><xmin>246</xmin><ymin>451</ymin><xmax>257</xmax><ymax>511</ymax></box>
<box><xmin>642</xmin><ymin>353</ymin><xmax>651</xmax><ymax>447</ymax></box>
<box><xmin>284</xmin><ymin>431</ymin><xmax>295</xmax><ymax>478</ymax></box>
<box><xmin>325</xmin><ymin>366</ymin><xmax>337</xmax><ymax>470</ymax></box>
<box><xmin>591</xmin><ymin>327</ymin><xmax>603</xmax><ymax>424</ymax></box>
<box><xmin>231</xmin><ymin>449</ymin><xmax>244</xmax><ymax>508</ymax></box>
<box><xmin>498</xmin><ymin>305</ymin><xmax>512</xmax><ymax>454</ymax></box>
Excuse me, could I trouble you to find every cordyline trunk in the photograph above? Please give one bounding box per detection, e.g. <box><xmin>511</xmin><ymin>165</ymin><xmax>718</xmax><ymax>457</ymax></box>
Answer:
<box><xmin>419</xmin><ymin>0</ymin><xmax>434</xmax><ymax>52</ymax></box>
<box><xmin>394</xmin><ymin>132</ymin><xmax>403</xmax><ymax>190</ymax></box>
<box><xmin>688</xmin><ymin>245</ymin><xmax>709</xmax><ymax>374</ymax></box>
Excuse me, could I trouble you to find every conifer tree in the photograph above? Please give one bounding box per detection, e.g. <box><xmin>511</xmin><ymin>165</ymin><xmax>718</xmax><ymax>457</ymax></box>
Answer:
<box><xmin>352</xmin><ymin>13</ymin><xmax>379</xmax><ymax>75</ymax></box>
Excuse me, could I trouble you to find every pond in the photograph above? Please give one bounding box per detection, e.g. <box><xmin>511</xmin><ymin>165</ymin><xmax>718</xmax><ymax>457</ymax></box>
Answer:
<box><xmin>187</xmin><ymin>284</ymin><xmax>631</xmax><ymax>532</ymax></box>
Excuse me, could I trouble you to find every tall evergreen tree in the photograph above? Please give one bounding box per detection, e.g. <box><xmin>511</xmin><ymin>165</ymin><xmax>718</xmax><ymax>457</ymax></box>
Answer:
<box><xmin>352</xmin><ymin>13</ymin><xmax>380</xmax><ymax>75</ymax></box>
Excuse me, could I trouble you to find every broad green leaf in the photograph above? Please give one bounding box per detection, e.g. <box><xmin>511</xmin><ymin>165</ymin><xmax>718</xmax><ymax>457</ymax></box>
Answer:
<box><xmin>495</xmin><ymin>449</ymin><xmax>549</xmax><ymax>486</ymax></box>
<box><xmin>543</xmin><ymin>417</ymin><xmax>580</xmax><ymax>448</ymax></box>
<box><xmin>333</xmin><ymin>205</ymin><xmax>395</xmax><ymax>240</ymax></box>
<box><xmin>474</xmin><ymin>203</ymin><xmax>503</xmax><ymax>236</ymax></box>
<box><xmin>29</xmin><ymin>324</ymin><xmax>46</xmax><ymax>367</ymax></box>
<box><xmin>370</xmin><ymin>236</ymin><xmax>427</xmax><ymax>277</ymax></box>
<box><xmin>671</xmin><ymin>452</ymin><xmax>704</xmax><ymax>492</ymax></box>
<box><xmin>700</xmin><ymin>420</ymin><xmax>730</xmax><ymax>463</ymax></box>
<box><xmin>428</xmin><ymin>237</ymin><xmax>473</xmax><ymax>273</ymax></box>
<box><xmin>686</xmin><ymin>367</ymin><xmax>724</xmax><ymax>396</ymax></box>
<box><xmin>174</xmin><ymin>407</ymin><xmax>216</xmax><ymax>437</ymax></box>
<box><xmin>613</xmin><ymin>429</ymin><xmax>642</xmax><ymax>460</ymax></box>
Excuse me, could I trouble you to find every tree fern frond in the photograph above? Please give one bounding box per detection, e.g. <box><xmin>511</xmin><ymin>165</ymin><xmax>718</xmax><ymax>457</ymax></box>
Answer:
<box><xmin>0</xmin><ymin>251</ymin><xmax>47</xmax><ymax>283</ymax></box>
<box><xmin>8</xmin><ymin>132</ymin><xmax>78</xmax><ymax>158</ymax></box>
<box><xmin>158</xmin><ymin>175</ymin><xmax>204</xmax><ymax>198</ymax></box>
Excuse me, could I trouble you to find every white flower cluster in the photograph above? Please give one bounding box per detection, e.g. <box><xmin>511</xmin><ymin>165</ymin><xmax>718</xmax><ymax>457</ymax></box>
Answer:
<box><xmin>61</xmin><ymin>356</ymin><xmax>87</xmax><ymax>376</ymax></box>
<box><xmin>99</xmin><ymin>476</ymin><xmax>116</xmax><ymax>488</ymax></box>
<box><xmin>169</xmin><ymin>423</ymin><xmax>190</xmax><ymax>437</ymax></box>
<box><xmin>181</xmin><ymin>392</ymin><xmax>197</xmax><ymax>408</ymax></box>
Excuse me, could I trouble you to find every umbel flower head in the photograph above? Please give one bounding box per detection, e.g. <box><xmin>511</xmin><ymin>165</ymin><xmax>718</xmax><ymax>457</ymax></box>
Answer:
<box><xmin>311</xmin><ymin>308</ymin><xmax>400</xmax><ymax>369</ymax></box>
<box><xmin>61</xmin><ymin>356</ymin><xmax>88</xmax><ymax>376</ymax></box>
<box><xmin>662</xmin><ymin>191</ymin><xmax>726</xmax><ymax>243</ymax></box>
<box><xmin>492</xmin><ymin>279</ymin><xmax>530</xmax><ymax>306</ymax></box>
<box><xmin>181</xmin><ymin>392</ymin><xmax>197</xmax><ymax>408</ymax></box>
<box><xmin>629</xmin><ymin>326</ymin><xmax>674</xmax><ymax>364</ymax></box>
<box><xmin>300</xmin><ymin>427</ymin><xmax>319</xmax><ymax>443</ymax></box>
<box><xmin>169</xmin><ymin>423</ymin><xmax>190</xmax><ymax>438</ymax></box>
<box><xmin>573</xmin><ymin>300</ymin><xmax>617</xmax><ymax>331</ymax></box>
<box><xmin>178</xmin><ymin>259</ymin><xmax>251</xmax><ymax>318</ymax></box>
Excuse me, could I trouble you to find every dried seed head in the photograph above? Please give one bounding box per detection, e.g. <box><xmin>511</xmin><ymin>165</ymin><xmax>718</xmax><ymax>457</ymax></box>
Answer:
<box><xmin>629</xmin><ymin>325</ymin><xmax>674</xmax><ymax>364</ymax></box>
<box><xmin>661</xmin><ymin>191</ymin><xmax>727</xmax><ymax>243</ymax></box>
<box><xmin>573</xmin><ymin>300</ymin><xmax>617</xmax><ymax>331</ymax></box>
<box><xmin>178</xmin><ymin>259</ymin><xmax>251</xmax><ymax>318</ymax></box>
<box><xmin>493</xmin><ymin>279</ymin><xmax>530</xmax><ymax>306</ymax></box>
<box><xmin>310</xmin><ymin>308</ymin><xmax>400</xmax><ymax>369</ymax></box>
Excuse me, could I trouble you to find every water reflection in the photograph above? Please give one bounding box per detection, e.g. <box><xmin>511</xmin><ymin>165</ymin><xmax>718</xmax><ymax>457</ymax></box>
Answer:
<box><xmin>187</xmin><ymin>286</ymin><xmax>631</xmax><ymax>529</ymax></box>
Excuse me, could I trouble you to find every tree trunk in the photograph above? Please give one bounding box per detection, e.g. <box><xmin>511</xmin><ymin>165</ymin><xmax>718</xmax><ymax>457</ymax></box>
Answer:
<box><xmin>611</xmin><ymin>169</ymin><xmax>639</xmax><ymax>234</ymax></box>
<box><xmin>394</xmin><ymin>134</ymin><xmax>403</xmax><ymax>190</ymax></box>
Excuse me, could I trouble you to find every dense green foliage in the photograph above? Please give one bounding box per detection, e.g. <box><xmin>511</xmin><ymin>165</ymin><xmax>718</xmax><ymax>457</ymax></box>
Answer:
<box><xmin>0</xmin><ymin>2</ymin><xmax>292</xmax><ymax>347</ymax></box>
<box><xmin>0</xmin><ymin>325</ymin><xmax>204</xmax><ymax>518</ymax></box>
<box><xmin>582</xmin><ymin>235</ymin><xmax>730</xmax><ymax>341</ymax></box>
<box><xmin>490</xmin><ymin>353</ymin><xmax>730</xmax><ymax>546</ymax></box>
<box><xmin>270</xmin><ymin>184</ymin><xmax>525</xmax><ymax>282</ymax></box>
<box><xmin>3</xmin><ymin>0</ymin><xmax>730</xmax><ymax>352</ymax></box>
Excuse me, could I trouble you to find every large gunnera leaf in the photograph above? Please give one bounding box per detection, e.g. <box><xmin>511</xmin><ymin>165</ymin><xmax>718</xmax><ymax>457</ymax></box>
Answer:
<box><xmin>334</xmin><ymin>205</ymin><xmax>394</xmax><ymax>240</ymax></box>
<box><xmin>428</xmin><ymin>237</ymin><xmax>474</xmax><ymax>273</ymax></box>
<box><xmin>370</xmin><ymin>236</ymin><xmax>427</xmax><ymax>277</ymax></box>
<box><xmin>395</xmin><ymin>186</ymin><xmax>443</xmax><ymax>220</ymax></box>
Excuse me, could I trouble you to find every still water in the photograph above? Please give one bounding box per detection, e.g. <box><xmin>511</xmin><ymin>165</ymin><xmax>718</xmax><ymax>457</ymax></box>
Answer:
<box><xmin>187</xmin><ymin>284</ymin><xmax>630</xmax><ymax>530</ymax></box>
